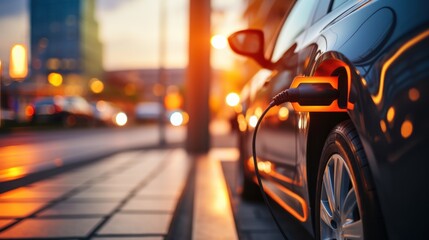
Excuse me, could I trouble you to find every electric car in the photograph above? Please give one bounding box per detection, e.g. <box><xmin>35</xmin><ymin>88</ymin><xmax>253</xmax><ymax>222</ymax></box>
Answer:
<box><xmin>228</xmin><ymin>0</ymin><xmax>429</xmax><ymax>239</ymax></box>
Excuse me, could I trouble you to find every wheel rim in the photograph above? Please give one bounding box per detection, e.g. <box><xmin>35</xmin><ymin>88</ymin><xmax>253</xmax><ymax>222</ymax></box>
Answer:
<box><xmin>320</xmin><ymin>154</ymin><xmax>363</xmax><ymax>240</ymax></box>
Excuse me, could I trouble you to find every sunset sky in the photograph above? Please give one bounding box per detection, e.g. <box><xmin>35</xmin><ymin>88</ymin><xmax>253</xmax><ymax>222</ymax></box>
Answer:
<box><xmin>0</xmin><ymin>0</ymin><xmax>245</xmax><ymax>71</ymax></box>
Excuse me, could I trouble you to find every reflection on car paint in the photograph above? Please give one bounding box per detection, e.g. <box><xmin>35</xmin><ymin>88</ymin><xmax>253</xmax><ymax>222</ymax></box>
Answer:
<box><xmin>373</xmin><ymin>29</ymin><xmax>429</xmax><ymax>105</ymax></box>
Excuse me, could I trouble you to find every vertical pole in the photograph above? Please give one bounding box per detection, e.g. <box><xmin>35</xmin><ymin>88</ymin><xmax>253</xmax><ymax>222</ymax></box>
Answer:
<box><xmin>158</xmin><ymin>0</ymin><xmax>167</xmax><ymax>146</ymax></box>
<box><xmin>0</xmin><ymin>60</ymin><xmax>2</xmax><ymax>128</ymax></box>
<box><xmin>186</xmin><ymin>0</ymin><xmax>211</xmax><ymax>153</ymax></box>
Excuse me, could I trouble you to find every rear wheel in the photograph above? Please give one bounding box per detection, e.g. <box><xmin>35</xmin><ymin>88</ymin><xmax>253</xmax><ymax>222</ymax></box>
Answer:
<box><xmin>241</xmin><ymin>172</ymin><xmax>261</xmax><ymax>200</ymax></box>
<box><xmin>238</xmin><ymin>130</ymin><xmax>261</xmax><ymax>200</ymax></box>
<box><xmin>315</xmin><ymin>120</ymin><xmax>385</xmax><ymax>239</ymax></box>
<box><xmin>62</xmin><ymin>114</ymin><xmax>76</xmax><ymax>127</ymax></box>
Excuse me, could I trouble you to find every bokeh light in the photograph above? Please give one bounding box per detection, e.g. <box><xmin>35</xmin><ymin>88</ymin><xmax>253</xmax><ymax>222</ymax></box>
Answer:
<box><xmin>211</xmin><ymin>34</ymin><xmax>228</xmax><ymax>49</ymax></box>
<box><xmin>249</xmin><ymin>115</ymin><xmax>258</xmax><ymax>128</ymax></box>
<box><xmin>9</xmin><ymin>44</ymin><xmax>28</xmax><ymax>79</ymax></box>
<box><xmin>90</xmin><ymin>78</ymin><xmax>104</xmax><ymax>94</ymax></box>
<box><xmin>48</xmin><ymin>72</ymin><xmax>63</xmax><ymax>87</ymax></box>
<box><xmin>225</xmin><ymin>92</ymin><xmax>240</xmax><ymax>107</ymax></box>
<box><xmin>170</xmin><ymin>111</ymin><xmax>184</xmax><ymax>126</ymax></box>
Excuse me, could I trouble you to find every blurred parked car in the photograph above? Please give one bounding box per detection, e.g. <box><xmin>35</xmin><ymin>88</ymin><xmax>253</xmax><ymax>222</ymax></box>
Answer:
<box><xmin>135</xmin><ymin>101</ymin><xmax>188</xmax><ymax>127</ymax></box>
<box><xmin>91</xmin><ymin>100</ymin><xmax>125</xmax><ymax>127</ymax></box>
<box><xmin>135</xmin><ymin>102</ymin><xmax>162</xmax><ymax>123</ymax></box>
<box><xmin>1</xmin><ymin>108</ymin><xmax>16</xmax><ymax>127</ymax></box>
<box><xmin>30</xmin><ymin>96</ymin><xmax>94</xmax><ymax>127</ymax></box>
<box><xmin>135</xmin><ymin>102</ymin><xmax>174</xmax><ymax>123</ymax></box>
<box><xmin>229</xmin><ymin>0</ymin><xmax>429</xmax><ymax>239</ymax></box>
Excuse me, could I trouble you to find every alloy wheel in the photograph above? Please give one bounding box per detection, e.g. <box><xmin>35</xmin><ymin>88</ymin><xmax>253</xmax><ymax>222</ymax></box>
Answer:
<box><xmin>320</xmin><ymin>154</ymin><xmax>363</xmax><ymax>239</ymax></box>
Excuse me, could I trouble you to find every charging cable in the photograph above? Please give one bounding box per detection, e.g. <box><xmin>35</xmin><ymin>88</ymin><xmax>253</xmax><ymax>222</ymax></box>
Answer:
<box><xmin>251</xmin><ymin>82</ymin><xmax>340</xmax><ymax>239</ymax></box>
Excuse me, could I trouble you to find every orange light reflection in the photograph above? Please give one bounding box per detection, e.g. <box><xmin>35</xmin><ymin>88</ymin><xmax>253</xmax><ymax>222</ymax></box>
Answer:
<box><xmin>387</xmin><ymin>107</ymin><xmax>395</xmax><ymax>123</ymax></box>
<box><xmin>373</xmin><ymin>29</ymin><xmax>429</xmax><ymax>104</ymax></box>
<box><xmin>262</xmin><ymin>180</ymin><xmax>308</xmax><ymax>222</ymax></box>
<box><xmin>0</xmin><ymin>167</ymin><xmax>26</xmax><ymax>182</ymax></box>
<box><xmin>401</xmin><ymin>120</ymin><xmax>413</xmax><ymax>139</ymax></box>
<box><xmin>408</xmin><ymin>88</ymin><xmax>420</xmax><ymax>102</ymax></box>
<box><xmin>380</xmin><ymin>120</ymin><xmax>387</xmax><ymax>133</ymax></box>
<box><xmin>0</xmin><ymin>145</ymin><xmax>44</xmax><ymax>182</ymax></box>
<box><xmin>247</xmin><ymin>158</ymin><xmax>303</xmax><ymax>186</ymax></box>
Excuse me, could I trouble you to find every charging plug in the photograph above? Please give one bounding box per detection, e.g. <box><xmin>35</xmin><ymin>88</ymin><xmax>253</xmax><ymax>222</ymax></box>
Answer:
<box><xmin>271</xmin><ymin>76</ymin><xmax>352</xmax><ymax>112</ymax></box>
<box><xmin>272</xmin><ymin>83</ymin><xmax>339</xmax><ymax>106</ymax></box>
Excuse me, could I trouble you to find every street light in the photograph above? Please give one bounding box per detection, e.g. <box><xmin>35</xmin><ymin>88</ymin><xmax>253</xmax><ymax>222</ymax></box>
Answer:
<box><xmin>9</xmin><ymin>44</ymin><xmax>28</xmax><ymax>80</ymax></box>
<box><xmin>1</xmin><ymin>44</ymin><xmax>28</xmax><ymax>127</ymax></box>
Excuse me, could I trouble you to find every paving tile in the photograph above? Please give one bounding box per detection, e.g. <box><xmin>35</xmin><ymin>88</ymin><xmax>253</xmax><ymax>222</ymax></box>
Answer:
<box><xmin>0</xmin><ymin>218</ymin><xmax>101</xmax><ymax>238</ymax></box>
<box><xmin>47</xmin><ymin>176</ymin><xmax>94</xmax><ymax>185</ymax></box>
<box><xmin>136</xmin><ymin>188</ymin><xmax>181</xmax><ymax>199</ymax></box>
<box><xmin>36</xmin><ymin>177</ymin><xmax>88</xmax><ymax>186</ymax></box>
<box><xmin>0</xmin><ymin>202</ymin><xmax>46</xmax><ymax>217</ymax></box>
<box><xmin>85</xmin><ymin>185</ymin><xmax>135</xmax><ymax>192</ymax></box>
<box><xmin>121</xmin><ymin>198</ymin><xmax>176</xmax><ymax>212</ymax></box>
<box><xmin>0</xmin><ymin>219</ymin><xmax>14</xmax><ymax>229</ymax></box>
<box><xmin>68</xmin><ymin>190</ymin><xmax>129</xmax><ymax>200</ymax></box>
<box><xmin>63</xmin><ymin>198</ymin><xmax>123</xmax><ymax>204</ymax></box>
<box><xmin>97</xmin><ymin>213</ymin><xmax>172</xmax><ymax>235</ymax></box>
<box><xmin>98</xmin><ymin>178</ymin><xmax>142</xmax><ymax>186</ymax></box>
<box><xmin>25</xmin><ymin>184</ymin><xmax>78</xmax><ymax>192</ymax></box>
<box><xmin>92</xmin><ymin>238</ymin><xmax>163</xmax><ymax>240</ymax></box>
<box><xmin>29</xmin><ymin>180</ymin><xmax>82</xmax><ymax>188</ymax></box>
<box><xmin>0</xmin><ymin>188</ymin><xmax>65</xmax><ymax>201</ymax></box>
<box><xmin>38</xmin><ymin>202</ymin><xmax>119</xmax><ymax>216</ymax></box>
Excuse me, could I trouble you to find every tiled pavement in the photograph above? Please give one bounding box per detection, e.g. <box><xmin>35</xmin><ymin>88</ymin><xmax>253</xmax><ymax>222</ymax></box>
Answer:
<box><xmin>0</xmin><ymin>141</ymin><xmax>310</xmax><ymax>239</ymax></box>
<box><xmin>0</xmin><ymin>149</ymin><xmax>191</xmax><ymax>239</ymax></box>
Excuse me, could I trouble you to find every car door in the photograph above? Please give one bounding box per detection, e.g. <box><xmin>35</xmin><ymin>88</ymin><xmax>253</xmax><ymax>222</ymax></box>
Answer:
<box><xmin>254</xmin><ymin>0</ymin><xmax>318</xmax><ymax>188</ymax></box>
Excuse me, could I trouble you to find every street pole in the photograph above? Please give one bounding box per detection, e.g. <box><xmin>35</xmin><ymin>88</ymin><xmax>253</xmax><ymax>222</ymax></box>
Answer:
<box><xmin>158</xmin><ymin>0</ymin><xmax>167</xmax><ymax>146</ymax></box>
<box><xmin>0</xmin><ymin>60</ymin><xmax>2</xmax><ymax>127</ymax></box>
<box><xmin>186</xmin><ymin>0</ymin><xmax>211</xmax><ymax>153</ymax></box>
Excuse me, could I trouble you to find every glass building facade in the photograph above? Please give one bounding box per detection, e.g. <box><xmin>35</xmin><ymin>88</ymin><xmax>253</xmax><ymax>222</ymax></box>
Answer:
<box><xmin>30</xmin><ymin>0</ymin><xmax>103</xmax><ymax>96</ymax></box>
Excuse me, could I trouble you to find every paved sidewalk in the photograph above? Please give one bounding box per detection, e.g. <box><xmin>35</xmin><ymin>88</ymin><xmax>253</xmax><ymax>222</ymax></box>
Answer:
<box><xmin>0</xmin><ymin>149</ymin><xmax>190</xmax><ymax>239</ymax></box>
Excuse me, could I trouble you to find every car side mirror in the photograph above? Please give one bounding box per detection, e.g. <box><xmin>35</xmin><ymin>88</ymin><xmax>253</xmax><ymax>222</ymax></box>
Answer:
<box><xmin>228</xmin><ymin>29</ymin><xmax>273</xmax><ymax>69</ymax></box>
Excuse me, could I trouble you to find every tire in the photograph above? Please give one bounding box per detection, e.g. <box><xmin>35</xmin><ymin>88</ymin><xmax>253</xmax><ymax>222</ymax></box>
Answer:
<box><xmin>62</xmin><ymin>114</ymin><xmax>76</xmax><ymax>127</ymax></box>
<box><xmin>315</xmin><ymin>120</ymin><xmax>385</xmax><ymax>240</ymax></box>
<box><xmin>238</xmin><ymin>131</ymin><xmax>261</xmax><ymax>201</ymax></box>
<box><xmin>241</xmin><ymin>172</ymin><xmax>261</xmax><ymax>200</ymax></box>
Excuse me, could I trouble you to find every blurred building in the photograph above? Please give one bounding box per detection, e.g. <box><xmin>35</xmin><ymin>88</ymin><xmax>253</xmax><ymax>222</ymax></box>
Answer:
<box><xmin>102</xmin><ymin>68</ymin><xmax>185</xmax><ymax>120</ymax></box>
<box><xmin>105</xmin><ymin>68</ymin><xmax>185</xmax><ymax>102</ymax></box>
<box><xmin>30</xmin><ymin>0</ymin><xmax>103</xmax><ymax>97</ymax></box>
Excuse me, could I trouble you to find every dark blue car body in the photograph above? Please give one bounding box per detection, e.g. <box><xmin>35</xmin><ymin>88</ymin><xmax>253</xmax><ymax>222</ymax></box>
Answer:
<box><xmin>233</xmin><ymin>0</ymin><xmax>429</xmax><ymax>239</ymax></box>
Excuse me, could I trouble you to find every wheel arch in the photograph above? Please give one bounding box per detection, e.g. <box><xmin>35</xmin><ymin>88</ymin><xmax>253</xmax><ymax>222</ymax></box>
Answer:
<box><xmin>304</xmin><ymin>53</ymin><xmax>386</xmax><ymax>238</ymax></box>
<box><xmin>305</xmin><ymin>54</ymin><xmax>356</xmax><ymax>231</ymax></box>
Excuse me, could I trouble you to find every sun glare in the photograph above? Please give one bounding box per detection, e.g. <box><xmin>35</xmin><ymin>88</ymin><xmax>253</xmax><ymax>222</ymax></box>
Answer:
<box><xmin>211</xmin><ymin>34</ymin><xmax>228</xmax><ymax>49</ymax></box>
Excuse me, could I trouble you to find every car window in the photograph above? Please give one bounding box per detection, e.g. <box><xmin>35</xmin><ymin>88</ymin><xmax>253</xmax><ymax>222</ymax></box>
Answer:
<box><xmin>271</xmin><ymin>0</ymin><xmax>318</xmax><ymax>62</ymax></box>
<box><xmin>331</xmin><ymin>0</ymin><xmax>350</xmax><ymax>11</ymax></box>
<box><xmin>312</xmin><ymin>0</ymin><xmax>331</xmax><ymax>23</ymax></box>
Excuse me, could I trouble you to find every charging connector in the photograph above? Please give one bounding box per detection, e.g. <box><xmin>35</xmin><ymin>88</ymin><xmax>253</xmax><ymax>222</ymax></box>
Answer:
<box><xmin>252</xmin><ymin>77</ymin><xmax>348</xmax><ymax>240</ymax></box>
<box><xmin>271</xmin><ymin>82</ymin><xmax>339</xmax><ymax>106</ymax></box>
